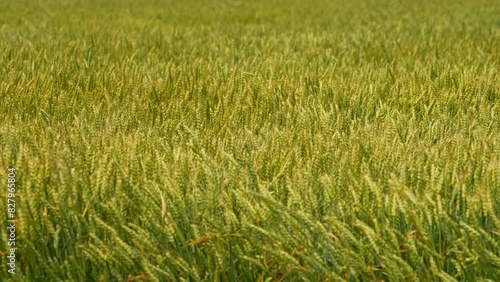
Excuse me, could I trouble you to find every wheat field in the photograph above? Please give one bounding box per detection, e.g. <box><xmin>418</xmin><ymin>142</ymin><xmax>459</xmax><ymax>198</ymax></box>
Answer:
<box><xmin>0</xmin><ymin>0</ymin><xmax>499</xmax><ymax>281</ymax></box>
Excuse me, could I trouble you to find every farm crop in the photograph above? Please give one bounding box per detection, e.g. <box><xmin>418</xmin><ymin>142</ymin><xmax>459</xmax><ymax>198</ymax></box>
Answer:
<box><xmin>0</xmin><ymin>0</ymin><xmax>499</xmax><ymax>281</ymax></box>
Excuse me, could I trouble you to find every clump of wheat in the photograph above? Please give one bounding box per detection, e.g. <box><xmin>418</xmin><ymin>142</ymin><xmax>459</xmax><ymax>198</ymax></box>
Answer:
<box><xmin>0</xmin><ymin>0</ymin><xmax>498</xmax><ymax>280</ymax></box>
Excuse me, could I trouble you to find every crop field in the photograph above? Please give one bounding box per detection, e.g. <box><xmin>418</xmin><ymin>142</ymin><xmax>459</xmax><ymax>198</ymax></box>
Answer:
<box><xmin>0</xmin><ymin>0</ymin><xmax>499</xmax><ymax>281</ymax></box>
